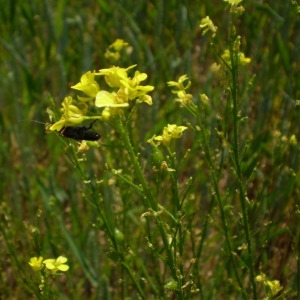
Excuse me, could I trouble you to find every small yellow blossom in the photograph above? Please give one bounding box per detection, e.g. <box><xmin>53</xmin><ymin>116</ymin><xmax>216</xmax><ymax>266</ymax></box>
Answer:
<box><xmin>238</xmin><ymin>52</ymin><xmax>251</xmax><ymax>65</ymax></box>
<box><xmin>61</xmin><ymin>97</ymin><xmax>88</xmax><ymax>121</ymax></box>
<box><xmin>200</xmin><ymin>93</ymin><xmax>210</xmax><ymax>105</ymax></box>
<box><xmin>168</xmin><ymin>75</ymin><xmax>193</xmax><ymax>107</ymax></box>
<box><xmin>108</xmin><ymin>39</ymin><xmax>129</xmax><ymax>52</ymax></box>
<box><xmin>28</xmin><ymin>256</ymin><xmax>44</xmax><ymax>271</ymax></box>
<box><xmin>221</xmin><ymin>49</ymin><xmax>251</xmax><ymax>67</ymax></box>
<box><xmin>104</xmin><ymin>39</ymin><xmax>130</xmax><ymax>62</ymax></box>
<box><xmin>148</xmin><ymin>124</ymin><xmax>188</xmax><ymax>147</ymax></box>
<box><xmin>210</xmin><ymin>62</ymin><xmax>221</xmax><ymax>74</ymax></box>
<box><xmin>71</xmin><ymin>71</ymin><xmax>100</xmax><ymax>100</ymax></box>
<box><xmin>167</xmin><ymin>74</ymin><xmax>191</xmax><ymax>93</ymax></box>
<box><xmin>139</xmin><ymin>94</ymin><xmax>153</xmax><ymax>105</ymax></box>
<box><xmin>97</xmin><ymin>65</ymin><xmax>136</xmax><ymax>88</ymax></box>
<box><xmin>174</xmin><ymin>90</ymin><xmax>193</xmax><ymax>107</ymax></box>
<box><xmin>265</xmin><ymin>280</ymin><xmax>283</xmax><ymax>296</ymax></box>
<box><xmin>95</xmin><ymin>66</ymin><xmax>154</xmax><ymax>119</ymax></box>
<box><xmin>289</xmin><ymin>134</ymin><xmax>297</xmax><ymax>145</ymax></box>
<box><xmin>121</xmin><ymin>70</ymin><xmax>154</xmax><ymax>102</ymax></box>
<box><xmin>50</xmin><ymin>96</ymin><xmax>88</xmax><ymax>131</ymax></box>
<box><xmin>105</xmin><ymin>51</ymin><xmax>121</xmax><ymax>61</ymax></box>
<box><xmin>199</xmin><ymin>16</ymin><xmax>217</xmax><ymax>37</ymax></box>
<box><xmin>77</xmin><ymin>140</ymin><xmax>90</xmax><ymax>152</ymax></box>
<box><xmin>224</xmin><ymin>0</ymin><xmax>245</xmax><ymax>14</ymax></box>
<box><xmin>255</xmin><ymin>273</ymin><xmax>283</xmax><ymax>297</ymax></box>
<box><xmin>96</xmin><ymin>66</ymin><xmax>154</xmax><ymax>104</ymax></box>
<box><xmin>43</xmin><ymin>256</ymin><xmax>69</xmax><ymax>274</ymax></box>
<box><xmin>96</xmin><ymin>91</ymin><xmax>130</xmax><ymax>108</ymax></box>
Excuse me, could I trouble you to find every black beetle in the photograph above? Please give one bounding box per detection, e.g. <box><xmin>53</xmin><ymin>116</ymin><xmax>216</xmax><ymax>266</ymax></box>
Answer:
<box><xmin>59</xmin><ymin>120</ymin><xmax>100</xmax><ymax>141</ymax></box>
<box><xmin>30</xmin><ymin>119</ymin><xmax>101</xmax><ymax>141</ymax></box>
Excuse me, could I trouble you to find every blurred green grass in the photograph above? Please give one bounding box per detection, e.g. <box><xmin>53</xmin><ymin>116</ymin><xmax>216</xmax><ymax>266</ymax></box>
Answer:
<box><xmin>0</xmin><ymin>0</ymin><xmax>299</xmax><ymax>299</ymax></box>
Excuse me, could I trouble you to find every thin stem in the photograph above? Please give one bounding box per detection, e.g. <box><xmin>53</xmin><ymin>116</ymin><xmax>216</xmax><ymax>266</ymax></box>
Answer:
<box><xmin>114</xmin><ymin>116</ymin><xmax>157</xmax><ymax>211</ymax></box>
<box><xmin>114</xmin><ymin>116</ymin><xmax>185</xmax><ymax>299</ymax></box>
<box><xmin>200</xmin><ymin>122</ymin><xmax>245</xmax><ymax>295</ymax></box>
<box><xmin>187</xmin><ymin>104</ymin><xmax>244</xmax><ymax>295</ymax></box>
<box><xmin>229</xmin><ymin>37</ymin><xmax>257</xmax><ymax>299</ymax></box>
<box><xmin>64</xmin><ymin>142</ymin><xmax>149</xmax><ymax>297</ymax></box>
<box><xmin>122</xmin><ymin>262</ymin><xmax>146</xmax><ymax>299</ymax></box>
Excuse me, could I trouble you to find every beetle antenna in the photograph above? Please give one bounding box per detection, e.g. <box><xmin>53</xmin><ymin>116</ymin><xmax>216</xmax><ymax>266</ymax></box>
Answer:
<box><xmin>17</xmin><ymin>119</ymin><xmax>50</xmax><ymax>125</ymax></box>
<box><xmin>30</xmin><ymin>120</ymin><xmax>49</xmax><ymax>125</ymax></box>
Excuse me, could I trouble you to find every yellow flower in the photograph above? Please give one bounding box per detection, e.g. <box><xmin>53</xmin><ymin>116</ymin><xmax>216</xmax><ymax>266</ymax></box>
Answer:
<box><xmin>199</xmin><ymin>16</ymin><xmax>217</xmax><ymax>37</ymax></box>
<box><xmin>221</xmin><ymin>49</ymin><xmax>231</xmax><ymax>65</ymax></box>
<box><xmin>95</xmin><ymin>91</ymin><xmax>129</xmax><ymax>108</ymax></box>
<box><xmin>95</xmin><ymin>66</ymin><xmax>154</xmax><ymax>119</ymax></box>
<box><xmin>139</xmin><ymin>94</ymin><xmax>153</xmax><ymax>105</ymax></box>
<box><xmin>289</xmin><ymin>134</ymin><xmax>297</xmax><ymax>145</ymax></box>
<box><xmin>168</xmin><ymin>75</ymin><xmax>193</xmax><ymax>107</ymax></box>
<box><xmin>53</xmin><ymin>65</ymin><xmax>154</xmax><ymax>125</ymax></box>
<box><xmin>104</xmin><ymin>39</ymin><xmax>130</xmax><ymax>62</ymax></box>
<box><xmin>167</xmin><ymin>74</ymin><xmax>191</xmax><ymax>93</ymax></box>
<box><xmin>166</xmin><ymin>124</ymin><xmax>187</xmax><ymax>139</ymax></box>
<box><xmin>97</xmin><ymin>65</ymin><xmax>136</xmax><ymax>88</ymax></box>
<box><xmin>97</xmin><ymin>66</ymin><xmax>154</xmax><ymax>103</ymax></box>
<box><xmin>255</xmin><ymin>273</ymin><xmax>283</xmax><ymax>297</ymax></box>
<box><xmin>175</xmin><ymin>90</ymin><xmax>193</xmax><ymax>107</ymax></box>
<box><xmin>28</xmin><ymin>256</ymin><xmax>44</xmax><ymax>271</ymax></box>
<box><xmin>148</xmin><ymin>124</ymin><xmax>188</xmax><ymax>147</ymax></box>
<box><xmin>61</xmin><ymin>96</ymin><xmax>88</xmax><ymax>120</ymax></box>
<box><xmin>266</xmin><ymin>280</ymin><xmax>283</xmax><ymax>296</ymax></box>
<box><xmin>104</xmin><ymin>51</ymin><xmax>121</xmax><ymax>61</ymax></box>
<box><xmin>71</xmin><ymin>71</ymin><xmax>100</xmax><ymax>100</ymax></box>
<box><xmin>50</xmin><ymin>96</ymin><xmax>87</xmax><ymax>131</ymax></box>
<box><xmin>200</xmin><ymin>93</ymin><xmax>210</xmax><ymax>105</ymax></box>
<box><xmin>77</xmin><ymin>140</ymin><xmax>89</xmax><ymax>152</ymax></box>
<box><xmin>108</xmin><ymin>39</ymin><xmax>129</xmax><ymax>52</ymax></box>
<box><xmin>210</xmin><ymin>62</ymin><xmax>221</xmax><ymax>74</ymax></box>
<box><xmin>120</xmin><ymin>70</ymin><xmax>154</xmax><ymax>103</ymax></box>
<box><xmin>221</xmin><ymin>49</ymin><xmax>251</xmax><ymax>67</ymax></box>
<box><xmin>239</xmin><ymin>52</ymin><xmax>251</xmax><ymax>65</ymax></box>
<box><xmin>224</xmin><ymin>0</ymin><xmax>245</xmax><ymax>14</ymax></box>
<box><xmin>43</xmin><ymin>256</ymin><xmax>69</xmax><ymax>274</ymax></box>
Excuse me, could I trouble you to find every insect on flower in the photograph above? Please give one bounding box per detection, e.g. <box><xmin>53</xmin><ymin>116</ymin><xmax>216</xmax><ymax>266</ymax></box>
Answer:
<box><xmin>30</xmin><ymin>120</ymin><xmax>101</xmax><ymax>141</ymax></box>
<box><xmin>59</xmin><ymin>120</ymin><xmax>100</xmax><ymax>141</ymax></box>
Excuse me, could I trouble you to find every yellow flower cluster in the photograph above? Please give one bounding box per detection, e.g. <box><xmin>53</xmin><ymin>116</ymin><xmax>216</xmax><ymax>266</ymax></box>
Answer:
<box><xmin>255</xmin><ymin>273</ymin><xmax>283</xmax><ymax>296</ymax></box>
<box><xmin>199</xmin><ymin>16</ymin><xmax>217</xmax><ymax>37</ymax></box>
<box><xmin>50</xmin><ymin>65</ymin><xmax>154</xmax><ymax>131</ymax></box>
<box><xmin>72</xmin><ymin>71</ymin><xmax>100</xmax><ymax>100</ymax></box>
<box><xmin>148</xmin><ymin>124</ymin><xmax>188</xmax><ymax>147</ymax></box>
<box><xmin>50</xmin><ymin>96</ymin><xmax>88</xmax><ymax>131</ymax></box>
<box><xmin>167</xmin><ymin>75</ymin><xmax>193</xmax><ymax>107</ymax></box>
<box><xmin>221</xmin><ymin>49</ymin><xmax>251</xmax><ymax>66</ymax></box>
<box><xmin>96</xmin><ymin>65</ymin><xmax>154</xmax><ymax>120</ymax></box>
<box><xmin>104</xmin><ymin>39</ymin><xmax>130</xmax><ymax>62</ymax></box>
<box><xmin>223</xmin><ymin>0</ymin><xmax>245</xmax><ymax>14</ymax></box>
<box><xmin>28</xmin><ymin>256</ymin><xmax>69</xmax><ymax>274</ymax></box>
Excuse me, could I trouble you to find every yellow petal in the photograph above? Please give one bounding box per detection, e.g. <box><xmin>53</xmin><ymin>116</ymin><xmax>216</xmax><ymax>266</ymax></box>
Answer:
<box><xmin>95</xmin><ymin>91</ymin><xmax>129</xmax><ymax>108</ymax></box>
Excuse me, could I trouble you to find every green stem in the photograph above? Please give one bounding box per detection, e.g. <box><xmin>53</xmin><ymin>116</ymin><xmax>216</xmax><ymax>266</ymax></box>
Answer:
<box><xmin>122</xmin><ymin>262</ymin><xmax>146</xmax><ymax>299</ymax></box>
<box><xmin>187</xmin><ymin>104</ymin><xmax>244</xmax><ymax>295</ymax></box>
<box><xmin>114</xmin><ymin>116</ymin><xmax>157</xmax><ymax>210</ymax></box>
<box><xmin>200</xmin><ymin>125</ymin><xmax>244</xmax><ymax>294</ymax></box>
<box><xmin>66</xmin><ymin>143</ymin><xmax>149</xmax><ymax>297</ymax></box>
<box><xmin>114</xmin><ymin>116</ymin><xmax>185</xmax><ymax>299</ymax></box>
<box><xmin>229</xmin><ymin>38</ymin><xmax>257</xmax><ymax>299</ymax></box>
